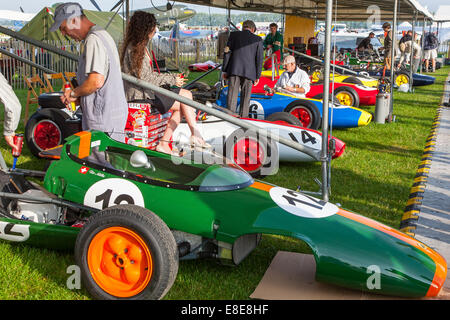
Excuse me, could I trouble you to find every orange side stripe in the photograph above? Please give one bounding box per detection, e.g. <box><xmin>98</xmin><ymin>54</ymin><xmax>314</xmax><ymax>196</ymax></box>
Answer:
<box><xmin>75</xmin><ymin>131</ymin><xmax>91</xmax><ymax>159</ymax></box>
<box><xmin>337</xmin><ymin>209</ymin><xmax>447</xmax><ymax>297</ymax></box>
<box><xmin>250</xmin><ymin>181</ymin><xmax>274</xmax><ymax>192</ymax></box>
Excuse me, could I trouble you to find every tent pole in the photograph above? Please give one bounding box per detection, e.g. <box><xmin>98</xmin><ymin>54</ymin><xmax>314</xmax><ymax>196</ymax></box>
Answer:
<box><xmin>419</xmin><ymin>17</ymin><xmax>425</xmax><ymax>73</ymax></box>
<box><xmin>388</xmin><ymin>0</ymin><xmax>398</xmax><ymax>122</ymax></box>
<box><xmin>321</xmin><ymin>0</ymin><xmax>333</xmax><ymax>202</ymax></box>
<box><xmin>409</xmin><ymin>11</ymin><xmax>416</xmax><ymax>92</ymax></box>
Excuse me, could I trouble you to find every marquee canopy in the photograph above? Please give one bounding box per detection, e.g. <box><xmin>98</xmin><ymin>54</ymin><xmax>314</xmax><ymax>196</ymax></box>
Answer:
<box><xmin>182</xmin><ymin>0</ymin><xmax>434</xmax><ymax>21</ymax></box>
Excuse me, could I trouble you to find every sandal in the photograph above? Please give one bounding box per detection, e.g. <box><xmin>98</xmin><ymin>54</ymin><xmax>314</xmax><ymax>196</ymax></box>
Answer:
<box><xmin>190</xmin><ymin>135</ymin><xmax>212</xmax><ymax>149</ymax></box>
<box><xmin>156</xmin><ymin>144</ymin><xmax>185</xmax><ymax>156</ymax></box>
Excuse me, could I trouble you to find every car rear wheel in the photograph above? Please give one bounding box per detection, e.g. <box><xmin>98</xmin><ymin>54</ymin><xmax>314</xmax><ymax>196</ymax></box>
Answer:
<box><xmin>395</xmin><ymin>72</ymin><xmax>410</xmax><ymax>87</ymax></box>
<box><xmin>224</xmin><ymin>129</ymin><xmax>278</xmax><ymax>178</ymax></box>
<box><xmin>25</xmin><ymin>111</ymin><xmax>67</xmax><ymax>158</ymax></box>
<box><xmin>284</xmin><ymin>101</ymin><xmax>321</xmax><ymax>129</ymax></box>
<box><xmin>334</xmin><ymin>86</ymin><xmax>360</xmax><ymax>107</ymax></box>
<box><xmin>75</xmin><ymin>205</ymin><xmax>178</xmax><ymax>300</ymax></box>
<box><xmin>266</xmin><ymin>112</ymin><xmax>302</xmax><ymax>126</ymax></box>
<box><xmin>342</xmin><ymin>76</ymin><xmax>363</xmax><ymax>85</ymax></box>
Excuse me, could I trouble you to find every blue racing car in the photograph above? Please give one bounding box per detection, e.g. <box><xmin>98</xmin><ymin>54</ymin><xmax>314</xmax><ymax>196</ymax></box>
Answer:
<box><xmin>216</xmin><ymin>86</ymin><xmax>372</xmax><ymax>130</ymax></box>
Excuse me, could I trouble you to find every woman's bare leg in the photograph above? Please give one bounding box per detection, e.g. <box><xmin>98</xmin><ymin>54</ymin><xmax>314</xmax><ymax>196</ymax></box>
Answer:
<box><xmin>157</xmin><ymin>102</ymin><xmax>181</xmax><ymax>153</ymax></box>
<box><xmin>178</xmin><ymin>89</ymin><xmax>202</xmax><ymax>138</ymax></box>
<box><xmin>157</xmin><ymin>88</ymin><xmax>207</xmax><ymax>153</ymax></box>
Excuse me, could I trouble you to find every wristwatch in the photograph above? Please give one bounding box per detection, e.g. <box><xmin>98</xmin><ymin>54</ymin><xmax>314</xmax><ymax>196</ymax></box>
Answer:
<box><xmin>70</xmin><ymin>90</ymin><xmax>77</xmax><ymax>98</ymax></box>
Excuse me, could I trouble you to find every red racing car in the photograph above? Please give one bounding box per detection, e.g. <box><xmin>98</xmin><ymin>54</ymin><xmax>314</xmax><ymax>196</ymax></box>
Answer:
<box><xmin>307</xmin><ymin>81</ymin><xmax>378</xmax><ymax>107</ymax></box>
<box><xmin>255</xmin><ymin>74</ymin><xmax>378</xmax><ymax>108</ymax></box>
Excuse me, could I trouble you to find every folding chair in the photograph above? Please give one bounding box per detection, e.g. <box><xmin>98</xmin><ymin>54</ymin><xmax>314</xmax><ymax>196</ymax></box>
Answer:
<box><xmin>24</xmin><ymin>75</ymin><xmax>48</xmax><ymax>125</ymax></box>
<box><xmin>64</xmin><ymin>72</ymin><xmax>77</xmax><ymax>88</ymax></box>
<box><xmin>44</xmin><ymin>72</ymin><xmax>67</xmax><ymax>92</ymax></box>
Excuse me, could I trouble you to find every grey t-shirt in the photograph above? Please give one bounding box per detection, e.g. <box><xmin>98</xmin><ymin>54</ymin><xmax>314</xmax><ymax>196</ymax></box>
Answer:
<box><xmin>81</xmin><ymin>25</ymin><xmax>119</xmax><ymax>78</ymax></box>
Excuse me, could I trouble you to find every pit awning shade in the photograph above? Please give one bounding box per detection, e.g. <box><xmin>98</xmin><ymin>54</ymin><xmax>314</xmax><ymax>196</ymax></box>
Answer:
<box><xmin>182</xmin><ymin>0</ymin><xmax>434</xmax><ymax>21</ymax></box>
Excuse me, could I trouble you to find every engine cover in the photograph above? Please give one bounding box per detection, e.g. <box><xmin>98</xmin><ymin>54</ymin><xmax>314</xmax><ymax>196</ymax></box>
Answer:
<box><xmin>12</xmin><ymin>190</ymin><xmax>61</xmax><ymax>224</ymax></box>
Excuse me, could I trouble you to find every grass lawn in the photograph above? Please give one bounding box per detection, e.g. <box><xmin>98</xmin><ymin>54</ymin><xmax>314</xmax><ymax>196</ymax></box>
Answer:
<box><xmin>0</xmin><ymin>66</ymin><xmax>448</xmax><ymax>299</ymax></box>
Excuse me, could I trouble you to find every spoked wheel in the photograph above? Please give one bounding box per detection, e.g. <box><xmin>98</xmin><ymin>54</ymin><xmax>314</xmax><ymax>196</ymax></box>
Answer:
<box><xmin>285</xmin><ymin>101</ymin><xmax>321</xmax><ymax>129</ymax></box>
<box><xmin>224</xmin><ymin>129</ymin><xmax>278</xmax><ymax>178</ymax></box>
<box><xmin>75</xmin><ymin>205</ymin><xmax>178</xmax><ymax>300</ymax></box>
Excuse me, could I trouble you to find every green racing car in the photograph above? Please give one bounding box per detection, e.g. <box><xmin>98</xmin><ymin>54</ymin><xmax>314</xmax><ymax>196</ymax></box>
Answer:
<box><xmin>0</xmin><ymin>130</ymin><xmax>446</xmax><ymax>299</ymax></box>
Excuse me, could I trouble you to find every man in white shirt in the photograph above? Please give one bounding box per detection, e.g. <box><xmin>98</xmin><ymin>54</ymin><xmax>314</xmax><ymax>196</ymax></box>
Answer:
<box><xmin>268</xmin><ymin>55</ymin><xmax>310</xmax><ymax>98</ymax></box>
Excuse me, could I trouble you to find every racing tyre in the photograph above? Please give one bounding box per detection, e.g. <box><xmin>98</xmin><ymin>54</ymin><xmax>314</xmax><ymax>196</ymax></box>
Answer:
<box><xmin>224</xmin><ymin>129</ymin><xmax>279</xmax><ymax>178</ymax></box>
<box><xmin>266</xmin><ymin>112</ymin><xmax>302</xmax><ymax>126</ymax></box>
<box><xmin>75</xmin><ymin>205</ymin><xmax>179</xmax><ymax>300</ymax></box>
<box><xmin>394</xmin><ymin>72</ymin><xmax>410</xmax><ymax>87</ymax></box>
<box><xmin>311</xmin><ymin>94</ymin><xmax>341</xmax><ymax>105</ymax></box>
<box><xmin>334</xmin><ymin>86</ymin><xmax>360</xmax><ymax>107</ymax></box>
<box><xmin>284</xmin><ymin>100</ymin><xmax>321</xmax><ymax>129</ymax></box>
<box><xmin>341</xmin><ymin>76</ymin><xmax>363</xmax><ymax>85</ymax></box>
<box><xmin>37</xmin><ymin>92</ymin><xmax>66</xmax><ymax>109</ymax></box>
<box><xmin>25</xmin><ymin>110</ymin><xmax>71</xmax><ymax>158</ymax></box>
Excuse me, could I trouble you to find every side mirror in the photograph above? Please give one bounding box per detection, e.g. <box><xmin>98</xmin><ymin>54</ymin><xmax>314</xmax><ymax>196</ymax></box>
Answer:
<box><xmin>130</xmin><ymin>150</ymin><xmax>156</xmax><ymax>171</ymax></box>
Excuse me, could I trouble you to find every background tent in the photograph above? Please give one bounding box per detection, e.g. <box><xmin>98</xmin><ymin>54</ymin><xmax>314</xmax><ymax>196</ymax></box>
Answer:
<box><xmin>19</xmin><ymin>6</ymin><xmax>125</xmax><ymax>44</ymax></box>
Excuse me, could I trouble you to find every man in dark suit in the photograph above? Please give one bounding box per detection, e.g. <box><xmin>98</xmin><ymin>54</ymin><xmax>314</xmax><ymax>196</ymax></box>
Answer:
<box><xmin>222</xmin><ymin>20</ymin><xmax>263</xmax><ymax>117</ymax></box>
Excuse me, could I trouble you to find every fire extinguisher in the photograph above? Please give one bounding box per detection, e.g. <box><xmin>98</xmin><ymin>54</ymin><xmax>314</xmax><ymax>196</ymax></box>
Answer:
<box><xmin>64</xmin><ymin>82</ymin><xmax>77</xmax><ymax>112</ymax></box>
<box><xmin>12</xmin><ymin>133</ymin><xmax>24</xmax><ymax>170</ymax></box>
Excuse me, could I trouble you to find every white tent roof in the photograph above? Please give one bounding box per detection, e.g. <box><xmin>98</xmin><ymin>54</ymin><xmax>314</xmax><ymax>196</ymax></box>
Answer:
<box><xmin>434</xmin><ymin>5</ymin><xmax>450</xmax><ymax>22</ymax></box>
<box><xmin>184</xmin><ymin>0</ymin><xmax>434</xmax><ymax>21</ymax></box>
<box><xmin>0</xmin><ymin>10</ymin><xmax>36</xmax><ymax>22</ymax></box>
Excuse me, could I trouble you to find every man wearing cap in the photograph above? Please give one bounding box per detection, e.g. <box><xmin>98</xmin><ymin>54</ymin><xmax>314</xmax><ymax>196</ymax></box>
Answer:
<box><xmin>267</xmin><ymin>55</ymin><xmax>310</xmax><ymax>98</ymax></box>
<box><xmin>51</xmin><ymin>2</ymin><xmax>127</xmax><ymax>142</ymax></box>
<box><xmin>222</xmin><ymin>20</ymin><xmax>263</xmax><ymax>117</ymax></box>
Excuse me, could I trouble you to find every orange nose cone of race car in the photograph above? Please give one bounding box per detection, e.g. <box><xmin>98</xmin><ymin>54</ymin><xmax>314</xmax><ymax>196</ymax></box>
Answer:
<box><xmin>426</xmin><ymin>254</ymin><xmax>447</xmax><ymax>297</ymax></box>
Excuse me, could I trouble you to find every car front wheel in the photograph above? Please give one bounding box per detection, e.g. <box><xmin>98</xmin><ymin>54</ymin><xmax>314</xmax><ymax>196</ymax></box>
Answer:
<box><xmin>75</xmin><ymin>205</ymin><xmax>179</xmax><ymax>300</ymax></box>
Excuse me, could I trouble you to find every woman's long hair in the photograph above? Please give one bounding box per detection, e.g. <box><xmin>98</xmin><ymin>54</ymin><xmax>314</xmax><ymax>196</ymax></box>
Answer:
<box><xmin>120</xmin><ymin>11</ymin><xmax>157</xmax><ymax>78</ymax></box>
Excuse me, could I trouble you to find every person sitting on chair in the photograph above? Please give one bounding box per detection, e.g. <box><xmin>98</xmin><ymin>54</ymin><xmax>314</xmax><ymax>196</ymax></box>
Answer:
<box><xmin>267</xmin><ymin>55</ymin><xmax>310</xmax><ymax>98</ymax></box>
<box><xmin>121</xmin><ymin>11</ymin><xmax>208</xmax><ymax>155</ymax></box>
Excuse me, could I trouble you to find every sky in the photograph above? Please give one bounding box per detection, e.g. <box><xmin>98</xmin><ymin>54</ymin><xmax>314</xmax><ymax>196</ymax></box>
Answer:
<box><xmin>1</xmin><ymin>0</ymin><xmax>448</xmax><ymax>15</ymax></box>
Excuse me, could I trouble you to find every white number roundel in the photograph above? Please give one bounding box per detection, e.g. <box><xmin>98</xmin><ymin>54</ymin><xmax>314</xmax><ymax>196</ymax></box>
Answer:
<box><xmin>84</xmin><ymin>178</ymin><xmax>145</xmax><ymax>210</ymax></box>
<box><xmin>270</xmin><ymin>187</ymin><xmax>338</xmax><ymax>219</ymax></box>
<box><xmin>248</xmin><ymin>100</ymin><xmax>264</xmax><ymax>119</ymax></box>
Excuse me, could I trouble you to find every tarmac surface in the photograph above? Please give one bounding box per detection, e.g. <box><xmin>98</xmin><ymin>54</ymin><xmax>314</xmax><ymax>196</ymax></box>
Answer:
<box><xmin>414</xmin><ymin>74</ymin><xmax>450</xmax><ymax>290</ymax></box>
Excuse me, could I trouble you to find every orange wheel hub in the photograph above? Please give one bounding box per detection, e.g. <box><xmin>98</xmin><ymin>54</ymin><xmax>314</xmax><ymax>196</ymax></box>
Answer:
<box><xmin>87</xmin><ymin>227</ymin><xmax>153</xmax><ymax>298</ymax></box>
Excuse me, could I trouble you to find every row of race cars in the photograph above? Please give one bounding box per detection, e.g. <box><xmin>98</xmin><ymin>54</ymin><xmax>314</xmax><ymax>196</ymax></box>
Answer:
<box><xmin>0</xmin><ymin>58</ymin><xmax>445</xmax><ymax>300</ymax></box>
